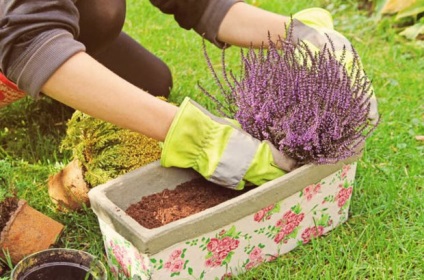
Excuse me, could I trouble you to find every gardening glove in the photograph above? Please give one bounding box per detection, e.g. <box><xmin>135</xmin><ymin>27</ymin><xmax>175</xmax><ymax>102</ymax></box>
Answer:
<box><xmin>291</xmin><ymin>8</ymin><xmax>379</xmax><ymax>125</ymax></box>
<box><xmin>161</xmin><ymin>97</ymin><xmax>296</xmax><ymax>190</ymax></box>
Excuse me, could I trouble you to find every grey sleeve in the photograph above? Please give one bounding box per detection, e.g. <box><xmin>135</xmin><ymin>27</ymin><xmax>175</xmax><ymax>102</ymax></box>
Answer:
<box><xmin>150</xmin><ymin>0</ymin><xmax>243</xmax><ymax>48</ymax></box>
<box><xmin>0</xmin><ymin>0</ymin><xmax>86</xmax><ymax>98</ymax></box>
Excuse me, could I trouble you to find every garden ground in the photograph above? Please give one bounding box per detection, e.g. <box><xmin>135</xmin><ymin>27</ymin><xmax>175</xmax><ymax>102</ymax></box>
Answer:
<box><xmin>1</xmin><ymin>0</ymin><xmax>423</xmax><ymax>279</ymax></box>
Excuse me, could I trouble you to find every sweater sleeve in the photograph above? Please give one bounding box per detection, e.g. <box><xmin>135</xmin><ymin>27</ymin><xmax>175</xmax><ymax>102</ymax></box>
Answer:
<box><xmin>150</xmin><ymin>0</ymin><xmax>243</xmax><ymax>48</ymax></box>
<box><xmin>0</xmin><ymin>0</ymin><xmax>85</xmax><ymax>98</ymax></box>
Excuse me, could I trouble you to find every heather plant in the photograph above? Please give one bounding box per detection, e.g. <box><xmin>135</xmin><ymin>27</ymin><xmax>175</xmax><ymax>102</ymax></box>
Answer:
<box><xmin>199</xmin><ymin>28</ymin><xmax>378</xmax><ymax>165</ymax></box>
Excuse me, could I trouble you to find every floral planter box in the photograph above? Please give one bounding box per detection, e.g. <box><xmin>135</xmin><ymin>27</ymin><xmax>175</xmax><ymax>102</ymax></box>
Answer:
<box><xmin>88</xmin><ymin>157</ymin><xmax>358</xmax><ymax>279</ymax></box>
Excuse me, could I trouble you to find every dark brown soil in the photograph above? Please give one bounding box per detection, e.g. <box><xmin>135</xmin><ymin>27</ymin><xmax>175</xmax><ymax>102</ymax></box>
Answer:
<box><xmin>126</xmin><ymin>177</ymin><xmax>251</xmax><ymax>229</ymax></box>
<box><xmin>20</xmin><ymin>264</ymin><xmax>93</xmax><ymax>280</ymax></box>
<box><xmin>0</xmin><ymin>196</ymin><xmax>19</xmax><ymax>233</ymax></box>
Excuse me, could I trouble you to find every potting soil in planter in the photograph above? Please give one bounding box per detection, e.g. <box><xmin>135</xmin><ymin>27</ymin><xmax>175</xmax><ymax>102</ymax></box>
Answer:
<box><xmin>18</xmin><ymin>262</ymin><xmax>94</xmax><ymax>280</ymax></box>
<box><xmin>11</xmin><ymin>248</ymin><xmax>107</xmax><ymax>280</ymax></box>
<box><xmin>126</xmin><ymin>178</ymin><xmax>251</xmax><ymax>228</ymax></box>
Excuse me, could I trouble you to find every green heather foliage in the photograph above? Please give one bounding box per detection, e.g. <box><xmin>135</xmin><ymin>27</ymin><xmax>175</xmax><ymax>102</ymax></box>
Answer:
<box><xmin>61</xmin><ymin>111</ymin><xmax>161</xmax><ymax>187</ymax></box>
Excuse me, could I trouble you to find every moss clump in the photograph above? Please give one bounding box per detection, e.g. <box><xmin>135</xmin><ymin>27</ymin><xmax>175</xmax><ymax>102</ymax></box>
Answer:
<box><xmin>61</xmin><ymin>111</ymin><xmax>162</xmax><ymax>187</ymax></box>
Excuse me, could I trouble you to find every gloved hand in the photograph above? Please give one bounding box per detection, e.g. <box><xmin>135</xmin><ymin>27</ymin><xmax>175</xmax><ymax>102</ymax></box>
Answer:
<box><xmin>291</xmin><ymin>8</ymin><xmax>379</xmax><ymax>125</ymax></box>
<box><xmin>161</xmin><ymin>97</ymin><xmax>296</xmax><ymax>190</ymax></box>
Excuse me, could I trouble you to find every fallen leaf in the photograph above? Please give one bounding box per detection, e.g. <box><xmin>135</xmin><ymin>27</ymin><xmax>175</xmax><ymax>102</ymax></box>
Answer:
<box><xmin>381</xmin><ymin>0</ymin><xmax>416</xmax><ymax>14</ymax></box>
<box><xmin>400</xmin><ymin>22</ymin><xmax>424</xmax><ymax>40</ymax></box>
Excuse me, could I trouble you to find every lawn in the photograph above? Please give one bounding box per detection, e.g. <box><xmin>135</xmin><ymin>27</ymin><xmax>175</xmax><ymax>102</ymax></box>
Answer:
<box><xmin>1</xmin><ymin>0</ymin><xmax>423</xmax><ymax>279</ymax></box>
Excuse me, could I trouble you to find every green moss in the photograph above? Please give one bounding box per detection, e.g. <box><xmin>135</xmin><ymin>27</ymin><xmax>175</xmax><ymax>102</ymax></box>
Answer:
<box><xmin>61</xmin><ymin>111</ymin><xmax>162</xmax><ymax>187</ymax></box>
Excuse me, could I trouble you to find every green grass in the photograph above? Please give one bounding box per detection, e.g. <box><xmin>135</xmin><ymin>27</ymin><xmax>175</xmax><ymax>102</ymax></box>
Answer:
<box><xmin>1</xmin><ymin>0</ymin><xmax>423</xmax><ymax>279</ymax></box>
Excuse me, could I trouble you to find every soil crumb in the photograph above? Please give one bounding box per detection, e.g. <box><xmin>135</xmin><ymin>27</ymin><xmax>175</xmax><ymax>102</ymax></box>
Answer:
<box><xmin>126</xmin><ymin>178</ymin><xmax>250</xmax><ymax>229</ymax></box>
<box><xmin>0</xmin><ymin>197</ymin><xmax>19</xmax><ymax>233</ymax></box>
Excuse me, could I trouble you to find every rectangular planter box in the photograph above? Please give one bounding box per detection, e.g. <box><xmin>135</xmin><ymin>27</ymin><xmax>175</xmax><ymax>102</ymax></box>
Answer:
<box><xmin>89</xmin><ymin>157</ymin><xmax>358</xmax><ymax>279</ymax></box>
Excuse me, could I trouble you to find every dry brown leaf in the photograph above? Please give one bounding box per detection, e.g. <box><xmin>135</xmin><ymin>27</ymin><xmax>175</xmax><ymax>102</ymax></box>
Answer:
<box><xmin>381</xmin><ymin>0</ymin><xmax>416</xmax><ymax>14</ymax></box>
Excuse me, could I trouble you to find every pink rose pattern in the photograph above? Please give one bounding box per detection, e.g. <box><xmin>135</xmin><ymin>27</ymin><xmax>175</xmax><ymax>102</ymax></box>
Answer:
<box><xmin>341</xmin><ymin>164</ymin><xmax>351</xmax><ymax>179</ymax></box>
<box><xmin>244</xmin><ymin>247</ymin><xmax>264</xmax><ymax>270</ymax></box>
<box><xmin>301</xmin><ymin>226</ymin><xmax>325</xmax><ymax>244</ymax></box>
<box><xmin>109</xmin><ymin>241</ymin><xmax>131</xmax><ymax>277</ymax></box>
<box><xmin>106</xmin><ymin>238</ymin><xmax>150</xmax><ymax>278</ymax></box>
<box><xmin>254</xmin><ymin>204</ymin><xmax>276</xmax><ymax>222</ymax></box>
<box><xmin>221</xmin><ymin>272</ymin><xmax>233</xmax><ymax>280</ymax></box>
<box><xmin>303</xmin><ymin>183</ymin><xmax>321</xmax><ymax>201</ymax></box>
<box><xmin>205</xmin><ymin>236</ymin><xmax>240</xmax><ymax>267</ymax></box>
<box><xmin>336</xmin><ymin>185</ymin><xmax>353</xmax><ymax>208</ymax></box>
<box><xmin>164</xmin><ymin>249</ymin><xmax>185</xmax><ymax>273</ymax></box>
<box><xmin>101</xmin><ymin>163</ymin><xmax>356</xmax><ymax>280</ymax></box>
<box><xmin>273</xmin><ymin>209</ymin><xmax>305</xmax><ymax>244</ymax></box>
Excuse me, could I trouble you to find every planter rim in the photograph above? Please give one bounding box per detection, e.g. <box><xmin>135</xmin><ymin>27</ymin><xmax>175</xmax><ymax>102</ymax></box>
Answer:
<box><xmin>89</xmin><ymin>155</ymin><xmax>359</xmax><ymax>255</ymax></box>
<box><xmin>10</xmin><ymin>248</ymin><xmax>107</xmax><ymax>280</ymax></box>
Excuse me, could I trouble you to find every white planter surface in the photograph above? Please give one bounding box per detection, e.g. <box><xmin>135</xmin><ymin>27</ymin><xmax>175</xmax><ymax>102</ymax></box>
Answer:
<box><xmin>89</xmin><ymin>158</ymin><xmax>358</xmax><ymax>279</ymax></box>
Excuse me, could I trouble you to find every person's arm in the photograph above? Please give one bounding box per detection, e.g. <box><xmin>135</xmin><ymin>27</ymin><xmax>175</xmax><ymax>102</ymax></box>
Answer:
<box><xmin>41</xmin><ymin>52</ymin><xmax>177</xmax><ymax>141</ymax></box>
<box><xmin>217</xmin><ymin>2</ymin><xmax>290</xmax><ymax>48</ymax></box>
<box><xmin>42</xmin><ymin>51</ymin><xmax>296</xmax><ymax>190</ymax></box>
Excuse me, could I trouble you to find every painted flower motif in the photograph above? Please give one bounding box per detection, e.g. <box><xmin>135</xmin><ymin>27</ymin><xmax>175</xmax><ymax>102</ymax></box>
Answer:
<box><xmin>301</xmin><ymin>226</ymin><xmax>325</xmax><ymax>244</ymax></box>
<box><xmin>245</xmin><ymin>261</ymin><xmax>258</xmax><ymax>270</ymax></box>
<box><xmin>336</xmin><ymin>185</ymin><xmax>353</xmax><ymax>207</ymax></box>
<box><xmin>109</xmin><ymin>241</ymin><xmax>131</xmax><ymax>277</ymax></box>
<box><xmin>254</xmin><ymin>209</ymin><xmax>266</xmax><ymax>222</ymax></box>
<box><xmin>164</xmin><ymin>261</ymin><xmax>171</xmax><ymax>269</ymax></box>
<box><xmin>341</xmin><ymin>165</ymin><xmax>351</xmax><ymax>179</ymax></box>
<box><xmin>314</xmin><ymin>184</ymin><xmax>321</xmax><ymax>193</ymax></box>
<box><xmin>134</xmin><ymin>251</ymin><xmax>148</xmax><ymax>271</ymax></box>
<box><xmin>205</xmin><ymin>230</ymin><xmax>240</xmax><ymax>267</ymax></box>
<box><xmin>164</xmin><ymin>249</ymin><xmax>185</xmax><ymax>273</ymax></box>
<box><xmin>205</xmin><ymin>258</ymin><xmax>216</xmax><ymax>267</ymax></box>
<box><xmin>273</xmin><ymin>231</ymin><xmax>286</xmax><ymax>244</ymax></box>
<box><xmin>109</xmin><ymin>266</ymin><xmax>118</xmax><ymax>276</ymax></box>
<box><xmin>170</xmin><ymin>249</ymin><xmax>182</xmax><ymax>260</ymax></box>
<box><xmin>267</xmin><ymin>254</ymin><xmax>278</xmax><ymax>262</ymax></box>
<box><xmin>303</xmin><ymin>183</ymin><xmax>321</xmax><ymax>201</ymax></box>
<box><xmin>253</xmin><ymin>203</ymin><xmax>277</xmax><ymax>222</ymax></box>
<box><xmin>221</xmin><ymin>272</ymin><xmax>233</xmax><ymax>280</ymax></box>
<box><xmin>170</xmin><ymin>259</ymin><xmax>184</xmax><ymax>272</ymax></box>
<box><xmin>273</xmin><ymin>209</ymin><xmax>305</xmax><ymax>244</ymax></box>
<box><xmin>249</xmin><ymin>247</ymin><xmax>263</xmax><ymax>261</ymax></box>
<box><xmin>245</xmin><ymin>247</ymin><xmax>264</xmax><ymax>270</ymax></box>
<box><xmin>207</xmin><ymin>238</ymin><xmax>220</xmax><ymax>252</ymax></box>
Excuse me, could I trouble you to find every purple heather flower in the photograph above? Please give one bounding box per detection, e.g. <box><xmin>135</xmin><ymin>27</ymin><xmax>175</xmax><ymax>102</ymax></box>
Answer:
<box><xmin>199</xmin><ymin>27</ymin><xmax>378</xmax><ymax>165</ymax></box>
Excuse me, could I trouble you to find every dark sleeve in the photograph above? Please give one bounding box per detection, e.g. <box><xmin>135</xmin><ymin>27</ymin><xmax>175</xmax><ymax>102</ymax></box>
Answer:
<box><xmin>0</xmin><ymin>0</ymin><xmax>85</xmax><ymax>98</ymax></box>
<box><xmin>150</xmin><ymin>0</ymin><xmax>243</xmax><ymax>48</ymax></box>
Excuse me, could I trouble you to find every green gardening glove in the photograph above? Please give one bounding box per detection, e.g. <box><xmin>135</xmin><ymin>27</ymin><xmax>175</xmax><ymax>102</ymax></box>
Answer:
<box><xmin>291</xmin><ymin>8</ymin><xmax>379</xmax><ymax>124</ymax></box>
<box><xmin>161</xmin><ymin>97</ymin><xmax>296</xmax><ymax>190</ymax></box>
